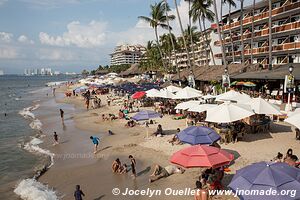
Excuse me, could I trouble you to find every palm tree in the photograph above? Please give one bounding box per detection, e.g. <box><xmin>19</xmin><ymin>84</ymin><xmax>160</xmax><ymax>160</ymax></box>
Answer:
<box><xmin>138</xmin><ymin>1</ymin><xmax>174</xmax><ymax>71</ymax></box>
<box><xmin>185</xmin><ymin>0</ymin><xmax>197</xmax><ymax>67</ymax></box>
<box><xmin>240</xmin><ymin>0</ymin><xmax>245</xmax><ymax>65</ymax></box>
<box><xmin>221</xmin><ymin>0</ymin><xmax>236</xmax><ymax>63</ymax></box>
<box><xmin>190</xmin><ymin>0</ymin><xmax>216</xmax><ymax>66</ymax></box>
<box><xmin>174</xmin><ymin>0</ymin><xmax>192</xmax><ymax>71</ymax></box>
<box><xmin>163</xmin><ymin>0</ymin><xmax>180</xmax><ymax>76</ymax></box>
<box><xmin>250</xmin><ymin>0</ymin><xmax>256</xmax><ymax>64</ymax></box>
<box><xmin>268</xmin><ymin>0</ymin><xmax>272</xmax><ymax>70</ymax></box>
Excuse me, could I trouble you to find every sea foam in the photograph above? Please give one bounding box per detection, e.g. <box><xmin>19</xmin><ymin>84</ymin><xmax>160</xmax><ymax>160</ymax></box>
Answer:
<box><xmin>19</xmin><ymin>105</ymin><xmax>40</xmax><ymax>119</ymax></box>
<box><xmin>14</xmin><ymin>179</ymin><xmax>58</xmax><ymax>200</ymax></box>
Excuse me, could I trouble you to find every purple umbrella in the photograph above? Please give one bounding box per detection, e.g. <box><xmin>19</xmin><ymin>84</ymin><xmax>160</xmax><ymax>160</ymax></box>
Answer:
<box><xmin>229</xmin><ymin>162</ymin><xmax>300</xmax><ymax>200</ymax></box>
<box><xmin>132</xmin><ymin>110</ymin><xmax>161</xmax><ymax>121</ymax></box>
<box><xmin>177</xmin><ymin>126</ymin><xmax>220</xmax><ymax>145</ymax></box>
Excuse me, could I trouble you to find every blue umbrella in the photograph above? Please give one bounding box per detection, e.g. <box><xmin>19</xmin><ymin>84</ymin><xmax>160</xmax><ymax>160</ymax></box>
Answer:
<box><xmin>229</xmin><ymin>162</ymin><xmax>300</xmax><ymax>200</ymax></box>
<box><xmin>132</xmin><ymin>110</ymin><xmax>161</xmax><ymax>121</ymax></box>
<box><xmin>177</xmin><ymin>126</ymin><xmax>220</xmax><ymax>145</ymax></box>
<box><xmin>74</xmin><ymin>86</ymin><xmax>88</xmax><ymax>93</ymax></box>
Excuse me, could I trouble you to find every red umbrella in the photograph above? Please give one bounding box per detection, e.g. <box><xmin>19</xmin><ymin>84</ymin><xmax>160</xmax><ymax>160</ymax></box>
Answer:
<box><xmin>132</xmin><ymin>91</ymin><xmax>146</xmax><ymax>99</ymax></box>
<box><xmin>170</xmin><ymin>145</ymin><xmax>234</xmax><ymax>168</ymax></box>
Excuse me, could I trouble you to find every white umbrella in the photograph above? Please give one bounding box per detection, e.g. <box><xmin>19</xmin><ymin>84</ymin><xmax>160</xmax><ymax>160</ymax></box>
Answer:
<box><xmin>173</xmin><ymin>86</ymin><xmax>202</xmax><ymax>99</ymax></box>
<box><xmin>285</xmin><ymin>112</ymin><xmax>300</xmax><ymax>129</ymax></box>
<box><xmin>156</xmin><ymin>89</ymin><xmax>176</xmax><ymax>99</ymax></box>
<box><xmin>202</xmin><ymin>94</ymin><xmax>216</xmax><ymax>100</ymax></box>
<box><xmin>205</xmin><ymin>102</ymin><xmax>255</xmax><ymax>123</ymax></box>
<box><xmin>246</xmin><ymin>97</ymin><xmax>281</xmax><ymax>115</ymax></box>
<box><xmin>287</xmin><ymin>108</ymin><xmax>300</xmax><ymax>117</ymax></box>
<box><xmin>188</xmin><ymin>104</ymin><xmax>217</xmax><ymax>113</ymax></box>
<box><xmin>215</xmin><ymin>90</ymin><xmax>251</xmax><ymax>103</ymax></box>
<box><xmin>146</xmin><ymin>88</ymin><xmax>160</xmax><ymax>97</ymax></box>
<box><xmin>175</xmin><ymin>100</ymin><xmax>201</xmax><ymax>110</ymax></box>
<box><xmin>164</xmin><ymin>85</ymin><xmax>182</xmax><ymax>93</ymax></box>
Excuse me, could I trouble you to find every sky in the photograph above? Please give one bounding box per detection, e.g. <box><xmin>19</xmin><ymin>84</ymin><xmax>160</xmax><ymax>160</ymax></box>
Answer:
<box><xmin>0</xmin><ymin>0</ymin><xmax>253</xmax><ymax>74</ymax></box>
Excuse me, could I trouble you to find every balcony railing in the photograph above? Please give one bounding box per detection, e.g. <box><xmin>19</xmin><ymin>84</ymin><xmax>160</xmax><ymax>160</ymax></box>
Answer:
<box><xmin>217</xmin><ymin>1</ymin><xmax>300</xmax><ymax>32</ymax></box>
<box><xmin>214</xmin><ymin>42</ymin><xmax>300</xmax><ymax>58</ymax></box>
<box><xmin>214</xmin><ymin>21</ymin><xmax>300</xmax><ymax>46</ymax></box>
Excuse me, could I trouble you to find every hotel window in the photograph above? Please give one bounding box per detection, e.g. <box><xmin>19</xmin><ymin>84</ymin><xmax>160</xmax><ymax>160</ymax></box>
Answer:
<box><xmin>258</xmin><ymin>42</ymin><xmax>264</xmax><ymax>47</ymax></box>
<box><xmin>277</xmin><ymin>56</ymin><xmax>286</xmax><ymax>63</ymax></box>
<box><xmin>278</xmin><ymin>38</ymin><xmax>285</xmax><ymax>44</ymax></box>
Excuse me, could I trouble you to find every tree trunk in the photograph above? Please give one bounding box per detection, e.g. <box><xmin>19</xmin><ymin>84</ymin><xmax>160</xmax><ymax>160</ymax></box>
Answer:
<box><xmin>240</xmin><ymin>0</ymin><xmax>245</xmax><ymax>65</ymax></box>
<box><xmin>268</xmin><ymin>0</ymin><xmax>272</xmax><ymax>70</ymax></box>
<box><xmin>188</xmin><ymin>0</ymin><xmax>196</xmax><ymax>70</ymax></box>
<box><xmin>174</xmin><ymin>0</ymin><xmax>192</xmax><ymax>71</ymax></box>
<box><xmin>213</xmin><ymin>0</ymin><xmax>227</xmax><ymax>68</ymax></box>
<box><xmin>203</xmin><ymin>19</ymin><xmax>216</xmax><ymax>66</ymax></box>
<box><xmin>154</xmin><ymin>27</ymin><xmax>167</xmax><ymax>71</ymax></box>
<box><xmin>229</xmin><ymin>4</ymin><xmax>236</xmax><ymax>62</ymax></box>
<box><xmin>164</xmin><ymin>0</ymin><xmax>180</xmax><ymax>78</ymax></box>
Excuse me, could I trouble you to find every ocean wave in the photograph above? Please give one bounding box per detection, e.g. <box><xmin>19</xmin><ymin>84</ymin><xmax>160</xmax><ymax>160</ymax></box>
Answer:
<box><xmin>19</xmin><ymin>105</ymin><xmax>40</xmax><ymax>119</ymax></box>
<box><xmin>23</xmin><ymin>137</ymin><xmax>54</xmax><ymax>168</ymax></box>
<box><xmin>14</xmin><ymin>179</ymin><xmax>58</xmax><ymax>200</ymax></box>
<box><xmin>29</xmin><ymin>119</ymin><xmax>43</xmax><ymax>131</ymax></box>
<box><xmin>16</xmin><ymin>137</ymin><xmax>57</xmax><ymax>200</ymax></box>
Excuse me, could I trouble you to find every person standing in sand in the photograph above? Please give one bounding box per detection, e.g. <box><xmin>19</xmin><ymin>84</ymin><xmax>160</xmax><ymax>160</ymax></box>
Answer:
<box><xmin>60</xmin><ymin>109</ymin><xmax>64</xmax><ymax>121</ymax></box>
<box><xmin>129</xmin><ymin>155</ymin><xmax>136</xmax><ymax>178</ymax></box>
<box><xmin>53</xmin><ymin>132</ymin><xmax>59</xmax><ymax>145</ymax></box>
<box><xmin>74</xmin><ymin>185</ymin><xmax>85</xmax><ymax>200</ymax></box>
<box><xmin>90</xmin><ymin>136</ymin><xmax>100</xmax><ymax>154</ymax></box>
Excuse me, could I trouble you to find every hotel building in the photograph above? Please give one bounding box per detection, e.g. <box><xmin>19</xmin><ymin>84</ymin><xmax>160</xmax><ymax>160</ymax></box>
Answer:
<box><xmin>110</xmin><ymin>44</ymin><xmax>146</xmax><ymax>66</ymax></box>
<box><xmin>213</xmin><ymin>0</ymin><xmax>300</xmax><ymax>68</ymax></box>
<box><xmin>165</xmin><ymin>29</ymin><xmax>222</xmax><ymax>69</ymax></box>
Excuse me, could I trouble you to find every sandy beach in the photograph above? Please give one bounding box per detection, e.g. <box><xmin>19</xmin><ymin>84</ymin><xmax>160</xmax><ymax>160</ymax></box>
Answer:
<box><xmin>35</xmin><ymin>86</ymin><xmax>300</xmax><ymax>200</ymax></box>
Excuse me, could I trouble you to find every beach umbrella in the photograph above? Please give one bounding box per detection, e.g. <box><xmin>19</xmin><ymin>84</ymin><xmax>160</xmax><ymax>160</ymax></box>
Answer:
<box><xmin>236</xmin><ymin>81</ymin><xmax>246</xmax><ymax>86</ymax></box>
<box><xmin>155</xmin><ymin>89</ymin><xmax>176</xmax><ymax>99</ymax></box>
<box><xmin>230</xmin><ymin>81</ymin><xmax>238</xmax><ymax>86</ymax></box>
<box><xmin>146</xmin><ymin>88</ymin><xmax>160</xmax><ymax>97</ymax></box>
<box><xmin>132</xmin><ymin>110</ymin><xmax>161</xmax><ymax>121</ymax></box>
<box><xmin>173</xmin><ymin>86</ymin><xmax>202</xmax><ymax>99</ymax></box>
<box><xmin>246</xmin><ymin>97</ymin><xmax>281</xmax><ymax>115</ymax></box>
<box><xmin>164</xmin><ymin>85</ymin><xmax>182</xmax><ymax>93</ymax></box>
<box><xmin>175</xmin><ymin>100</ymin><xmax>202</xmax><ymax>110</ymax></box>
<box><xmin>177</xmin><ymin>126</ymin><xmax>221</xmax><ymax>145</ymax></box>
<box><xmin>215</xmin><ymin>90</ymin><xmax>251</xmax><ymax>103</ymax></box>
<box><xmin>74</xmin><ymin>86</ymin><xmax>88</xmax><ymax>93</ymax></box>
<box><xmin>229</xmin><ymin>162</ymin><xmax>300</xmax><ymax>200</ymax></box>
<box><xmin>244</xmin><ymin>81</ymin><xmax>256</xmax><ymax>87</ymax></box>
<box><xmin>285</xmin><ymin>112</ymin><xmax>300</xmax><ymax>129</ymax></box>
<box><xmin>205</xmin><ymin>102</ymin><xmax>255</xmax><ymax>123</ymax></box>
<box><xmin>202</xmin><ymin>94</ymin><xmax>216</xmax><ymax>100</ymax></box>
<box><xmin>188</xmin><ymin>104</ymin><xmax>217</xmax><ymax>113</ymax></box>
<box><xmin>132</xmin><ymin>91</ymin><xmax>146</xmax><ymax>99</ymax></box>
<box><xmin>170</xmin><ymin>145</ymin><xmax>234</xmax><ymax>168</ymax></box>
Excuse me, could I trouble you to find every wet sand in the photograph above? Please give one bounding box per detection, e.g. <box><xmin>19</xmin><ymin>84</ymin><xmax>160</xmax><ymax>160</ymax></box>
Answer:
<box><xmin>37</xmin><ymin>86</ymin><xmax>300</xmax><ymax>200</ymax></box>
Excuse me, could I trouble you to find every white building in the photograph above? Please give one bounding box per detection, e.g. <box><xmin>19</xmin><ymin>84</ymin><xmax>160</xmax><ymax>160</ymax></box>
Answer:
<box><xmin>110</xmin><ymin>44</ymin><xmax>146</xmax><ymax>66</ymax></box>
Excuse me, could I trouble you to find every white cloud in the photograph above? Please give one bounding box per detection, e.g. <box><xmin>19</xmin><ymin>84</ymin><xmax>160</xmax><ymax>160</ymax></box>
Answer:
<box><xmin>36</xmin><ymin>48</ymin><xmax>76</xmax><ymax>61</ymax></box>
<box><xmin>0</xmin><ymin>46</ymin><xmax>18</xmax><ymax>59</ymax></box>
<box><xmin>0</xmin><ymin>32</ymin><xmax>13</xmax><ymax>43</ymax></box>
<box><xmin>39</xmin><ymin>20</ymin><xmax>107</xmax><ymax>48</ymax></box>
<box><xmin>18</xmin><ymin>35</ymin><xmax>34</xmax><ymax>44</ymax></box>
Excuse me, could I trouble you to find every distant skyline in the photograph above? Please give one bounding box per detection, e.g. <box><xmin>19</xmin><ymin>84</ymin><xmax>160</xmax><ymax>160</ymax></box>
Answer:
<box><xmin>0</xmin><ymin>0</ymin><xmax>253</xmax><ymax>74</ymax></box>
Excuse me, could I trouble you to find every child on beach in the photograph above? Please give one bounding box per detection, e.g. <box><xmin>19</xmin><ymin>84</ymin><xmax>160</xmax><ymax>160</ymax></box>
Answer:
<box><xmin>60</xmin><ymin>109</ymin><xmax>64</xmax><ymax>121</ymax></box>
<box><xmin>74</xmin><ymin>185</ymin><xmax>85</xmax><ymax>200</ymax></box>
<box><xmin>90</xmin><ymin>136</ymin><xmax>100</xmax><ymax>154</ymax></box>
<box><xmin>53</xmin><ymin>132</ymin><xmax>59</xmax><ymax>145</ymax></box>
<box><xmin>129</xmin><ymin>155</ymin><xmax>136</xmax><ymax>178</ymax></box>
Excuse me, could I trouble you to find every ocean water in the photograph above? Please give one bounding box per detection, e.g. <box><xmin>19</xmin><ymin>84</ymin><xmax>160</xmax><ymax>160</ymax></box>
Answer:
<box><xmin>0</xmin><ymin>75</ymin><xmax>72</xmax><ymax>199</ymax></box>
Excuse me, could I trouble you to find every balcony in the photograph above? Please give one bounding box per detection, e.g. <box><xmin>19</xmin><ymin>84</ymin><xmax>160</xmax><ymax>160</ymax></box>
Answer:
<box><xmin>215</xmin><ymin>1</ymin><xmax>300</xmax><ymax>32</ymax></box>
<box><xmin>214</xmin><ymin>21</ymin><xmax>300</xmax><ymax>46</ymax></box>
<box><xmin>214</xmin><ymin>42</ymin><xmax>300</xmax><ymax>58</ymax></box>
